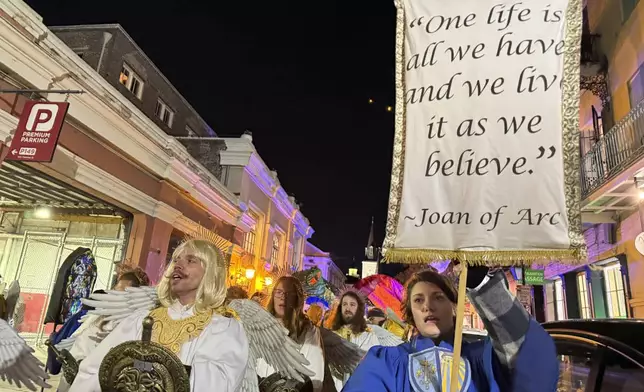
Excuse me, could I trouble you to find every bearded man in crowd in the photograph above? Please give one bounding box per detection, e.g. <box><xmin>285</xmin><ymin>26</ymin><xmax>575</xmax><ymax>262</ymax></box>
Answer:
<box><xmin>328</xmin><ymin>290</ymin><xmax>379</xmax><ymax>390</ymax></box>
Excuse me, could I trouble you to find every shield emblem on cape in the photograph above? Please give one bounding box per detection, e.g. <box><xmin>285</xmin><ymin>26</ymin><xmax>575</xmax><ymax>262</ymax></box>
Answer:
<box><xmin>408</xmin><ymin>346</ymin><xmax>471</xmax><ymax>392</ymax></box>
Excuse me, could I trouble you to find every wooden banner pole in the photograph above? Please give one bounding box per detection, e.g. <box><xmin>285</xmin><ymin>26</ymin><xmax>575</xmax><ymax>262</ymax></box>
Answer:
<box><xmin>449</xmin><ymin>264</ymin><xmax>468</xmax><ymax>392</ymax></box>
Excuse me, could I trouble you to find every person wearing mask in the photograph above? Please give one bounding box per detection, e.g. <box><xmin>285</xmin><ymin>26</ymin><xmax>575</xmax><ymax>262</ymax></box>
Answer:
<box><xmin>257</xmin><ymin>276</ymin><xmax>325</xmax><ymax>392</ymax></box>
<box><xmin>342</xmin><ymin>267</ymin><xmax>559</xmax><ymax>392</ymax></box>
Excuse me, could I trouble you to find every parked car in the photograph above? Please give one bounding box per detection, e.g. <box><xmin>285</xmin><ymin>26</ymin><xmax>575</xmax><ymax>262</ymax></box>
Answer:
<box><xmin>543</xmin><ymin>319</ymin><xmax>644</xmax><ymax>391</ymax></box>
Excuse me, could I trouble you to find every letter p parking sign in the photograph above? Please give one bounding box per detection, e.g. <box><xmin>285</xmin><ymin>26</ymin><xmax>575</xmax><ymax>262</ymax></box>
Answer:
<box><xmin>26</xmin><ymin>103</ymin><xmax>60</xmax><ymax>132</ymax></box>
<box><xmin>7</xmin><ymin>100</ymin><xmax>69</xmax><ymax>162</ymax></box>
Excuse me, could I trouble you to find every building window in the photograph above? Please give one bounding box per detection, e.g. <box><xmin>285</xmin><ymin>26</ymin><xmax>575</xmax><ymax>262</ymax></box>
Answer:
<box><xmin>290</xmin><ymin>246</ymin><xmax>299</xmax><ymax>272</ymax></box>
<box><xmin>622</xmin><ymin>0</ymin><xmax>640</xmax><ymax>23</ymax></box>
<box><xmin>270</xmin><ymin>235</ymin><xmax>280</xmax><ymax>266</ymax></box>
<box><xmin>628</xmin><ymin>64</ymin><xmax>644</xmax><ymax>109</ymax></box>
<box><xmin>155</xmin><ymin>99</ymin><xmax>175</xmax><ymax>128</ymax></box>
<box><xmin>186</xmin><ymin>125</ymin><xmax>197</xmax><ymax>137</ymax></box>
<box><xmin>604</xmin><ymin>264</ymin><xmax>628</xmax><ymax>318</ymax></box>
<box><xmin>545</xmin><ymin>278</ymin><xmax>566</xmax><ymax>321</ymax></box>
<box><xmin>554</xmin><ymin>278</ymin><xmax>566</xmax><ymax>320</ymax></box>
<box><xmin>119</xmin><ymin>63</ymin><xmax>144</xmax><ymax>99</ymax></box>
<box><xmin>577</xmin><ymin>272</ymin><xmax>592</xmax><ymax>319</ymax></box>
<box><xmin>545</xmin><ymin>282</ymin><xmax>556</xmax><ymax>321</ymax></box>
<box><xmin>243</xmin><ymin>229</ymin><xmax>256</xmax><ymax>255</ymax></box>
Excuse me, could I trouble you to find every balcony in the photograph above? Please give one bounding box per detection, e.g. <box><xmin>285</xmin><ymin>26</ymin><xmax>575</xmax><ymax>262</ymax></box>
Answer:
<box><xmin>580</xmin><ymin>33</ymin><xmax>603</xmax><ymax>68</ymax></box>
<box><xmin>581</xmin><ymin>100</ymin><xmax>644</xmax><ymax>213</ymax></box>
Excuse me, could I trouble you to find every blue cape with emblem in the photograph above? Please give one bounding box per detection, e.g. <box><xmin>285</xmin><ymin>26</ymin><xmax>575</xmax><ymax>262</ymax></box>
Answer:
<box><xmin>341</xmin><ymin>319</ymin><xmax>558</xmax><ymax>392</ymax></box>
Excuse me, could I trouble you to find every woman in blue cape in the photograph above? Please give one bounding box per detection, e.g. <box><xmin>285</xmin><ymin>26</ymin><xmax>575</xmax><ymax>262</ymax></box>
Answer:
<box><xmin>342</xmin><ymin>267</ymin><xmax>559</xmax><ymax>392</ymax></box>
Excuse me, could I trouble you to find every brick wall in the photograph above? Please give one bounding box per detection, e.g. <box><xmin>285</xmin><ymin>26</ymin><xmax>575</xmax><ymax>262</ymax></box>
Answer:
<box><xmin>51</xmin><ymin>25</ymin><xmax>216</xmax><ymax>138</ymax></box>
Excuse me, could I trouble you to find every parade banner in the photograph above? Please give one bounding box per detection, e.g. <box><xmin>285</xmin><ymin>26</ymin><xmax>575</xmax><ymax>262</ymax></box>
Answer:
<box><xmin>383</xmin><ymin>0</ymin><xmax>586</xmax><ymax>266</ymax></box>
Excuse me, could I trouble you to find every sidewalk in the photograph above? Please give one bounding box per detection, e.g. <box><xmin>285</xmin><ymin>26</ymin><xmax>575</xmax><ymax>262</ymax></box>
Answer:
<box><xmin>0</xmin><ymin>346</ymin><xmax>61</xmax><ymax>392</ymax></box>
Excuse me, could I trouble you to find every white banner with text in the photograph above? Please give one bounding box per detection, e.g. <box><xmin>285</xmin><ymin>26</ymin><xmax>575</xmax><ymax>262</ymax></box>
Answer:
<box><xmin>384</xmin><ymin>0</ymin><xmax>586</xmax><ymax>265</ymax></box>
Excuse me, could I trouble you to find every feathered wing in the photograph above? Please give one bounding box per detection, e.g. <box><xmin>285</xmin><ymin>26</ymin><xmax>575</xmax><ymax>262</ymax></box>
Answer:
<box><xmin>319</xmin><ymin>327</ymin><xmax>365</xmax><ymax>379</ymax></box>
<box><xmin>54</xmin><ymin>314</ymin><xmax>103</xmax><ymax>352</ymax></box>
<box><xmin>227</xmin><ymin>299</ymin><xmax>314</xmax><ymax>392</ymax></box>
<box><xmin>0</xmin><ymin>319</ymin><xmax>50</xmax><ymax>391</ymax></box>
<box><xmin>81</xmin><ymin>286</ymin><xmax>159</xmax><ymax>324</ymax></box>
<box><xmin>61</xmin><ymin>286</ymin><xmax>160</xmax><ymax>351</ymax></box>
<box><xmin>370</xmin><ymin>324</ymin><xmax>404</xmax><ymax>347</ymax></box>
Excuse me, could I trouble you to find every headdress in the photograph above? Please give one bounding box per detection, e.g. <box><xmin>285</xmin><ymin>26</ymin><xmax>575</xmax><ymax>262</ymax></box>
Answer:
<box><xmin>182</xmin><ymin>226</ymin><xmax>234</xmax><ymax>268</ymax></box>
<box><xmin>337</xmin><ymin>287</ymin><xmax>367</xmax><ymax>303</ymax></box>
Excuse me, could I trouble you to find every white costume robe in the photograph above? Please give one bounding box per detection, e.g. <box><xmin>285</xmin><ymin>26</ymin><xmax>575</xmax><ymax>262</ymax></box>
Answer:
<box><xmin>332</xmin><ymin>328</ymin><xmax>379</xmax><ymax>391</ymax></box>
<box><xmin>57</xmin><ymin>315</ymin><xmax>115</xmax><ymax>392</ymax></box>
<box><xmin>69</xmin><ymin>302</ymin><xmax>249</xmax><ymax>392</ymax></box>
<box><xmin>256</xmin><ymin>325</ymin><xmax>325</xmax><ymax>392</ymax></box>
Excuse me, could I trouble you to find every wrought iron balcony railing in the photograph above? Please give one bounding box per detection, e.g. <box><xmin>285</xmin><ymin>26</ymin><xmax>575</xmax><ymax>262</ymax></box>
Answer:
<box><xmin>581</xmin><ymin>99</ymin><xmax>644</xmax><ymax>198</ymax></box>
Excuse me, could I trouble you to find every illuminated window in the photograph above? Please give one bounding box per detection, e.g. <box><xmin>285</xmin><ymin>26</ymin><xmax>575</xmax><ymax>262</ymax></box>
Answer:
<box><xmin>155</xmin><ymin>99</ymin><xmax>175</xmax><ymax>128</ymax></box>
<box><xmin>545</xmin><ymin>279</ymin><xmax>566</xmax><ymax>321</ymax></box>
<box><xmin>603</xmin><ymin>264</ymin><xmax>628</xmax><ymax>318</ymax></box>
<box><xmin>554</xmin><ymin>278</ymin><xmax>566</xmax><ymax>320</ymax></box>
<box><xmin>628</xmin><ymin>64</ymin><xmax>644</xmax><ymax>109</ymax></box>
<box><xmin>186</xmin><ymin>125</ymin><xmax>197</xmax><ymax>137</ymax></box>
<box><xmin>577</xmin><ymin>272</ymin><xmax>592</xmax><ymax>319</ymax></box>
<box><xmin>270</xmin><ymin>235</ymin><xmax>280</xmax><ymax>266</ymax></box>
<box><xmin>243</xmin><ymin>229</ymin><xmax>256</xmax><ymax>255</ymax></box>
<box><xmin>119</xmin><ymin>63</ymin><xmax>144</xmax><ymax>99</ymax></box>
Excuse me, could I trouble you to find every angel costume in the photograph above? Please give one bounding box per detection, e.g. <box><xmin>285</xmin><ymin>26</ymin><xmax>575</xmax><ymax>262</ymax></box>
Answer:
<box><xmin>342</xmin><ymin>269</ymin><xmax>559</xmax><ymax>392</ymax></box>
<box><xmin>70</xmin><ymin>302</ymin><xmax>249</xmax><ymax>391</ymax></box>
<box><xmin>256</xmin><ymin>324</ymin><xmax>326</xmax><ymax>392</ymax></box>
<box><xmin>331</xmin><ymin>325</ymin><xmax>379</xmax><ymax>390</ymax></box>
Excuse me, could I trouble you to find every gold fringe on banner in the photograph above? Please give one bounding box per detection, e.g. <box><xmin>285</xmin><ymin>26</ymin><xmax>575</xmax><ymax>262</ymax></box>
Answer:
<box><xmin>383</xmin><ymin>247</ymin><xmax>587</xmax><ymax>267</ymax></box>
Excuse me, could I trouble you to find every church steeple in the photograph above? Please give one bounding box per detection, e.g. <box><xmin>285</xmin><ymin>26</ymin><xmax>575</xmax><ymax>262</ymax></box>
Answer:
<box><xmin>365</xmin><ymin>217</ymin><xmax>377</xmax><ymax>261</ymax></box>
<box><xmin>362</xmin><ymin>217</ymin><xmax>379</xmax><ymax>278</ymax></box>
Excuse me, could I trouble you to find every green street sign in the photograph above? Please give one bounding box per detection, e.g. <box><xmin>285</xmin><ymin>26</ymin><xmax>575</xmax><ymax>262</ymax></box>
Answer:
<box><xmin>524</xmin><ymin>269</ymin><xmax>544</xmax><ymax>285</ymax></box>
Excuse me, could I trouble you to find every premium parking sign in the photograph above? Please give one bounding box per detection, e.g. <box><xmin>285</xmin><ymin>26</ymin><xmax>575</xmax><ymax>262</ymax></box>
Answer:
<box><xmin>6</xmin><ymin>100</ymin><xmax>70</xmax><ymax>162</ymax></box>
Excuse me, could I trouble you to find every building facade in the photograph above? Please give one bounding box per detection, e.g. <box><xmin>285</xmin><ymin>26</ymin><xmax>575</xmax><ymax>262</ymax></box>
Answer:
<box><xmin>49</xmin><ymin>24</ymin><xmax>215</xmax><ymax>138</ymax></box>
<box><xmin>215</xmin><ymin>133</ymin><xmax>315</xmax><ymax>294</ymax></box>
<box><xmin>538</xmin><ymin>0</ymin><xmax>644</xmax><ymax>321</ymax></box>
<box><xmin>0</xmin><ymin>0</ymin><xmax>256</xmax><ymax>342</ymax></box>
<box><xmin>303</xmin><ymin>241</ymin><xmax>345</xmax><ymax>289</ymax></box>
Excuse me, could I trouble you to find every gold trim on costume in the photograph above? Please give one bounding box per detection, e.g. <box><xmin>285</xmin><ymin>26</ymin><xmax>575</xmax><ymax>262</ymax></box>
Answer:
<box><xmin>382</xmin><ymin>0</ymin><xmax>586</xmax><ymax>266</ymax></box>
<box><xmin>149</xmin><ymin>307</ymin><xmax>215</xmax><ymax>354</ymax></box>
<box><xmin>335</xmin><ymin>325</ymin><xmax>372</xmax><ymax>340</ymax></box>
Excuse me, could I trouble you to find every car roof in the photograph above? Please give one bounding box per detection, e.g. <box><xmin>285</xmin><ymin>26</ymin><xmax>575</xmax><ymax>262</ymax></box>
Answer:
<box><xmin>542</xmin><ymin>319</ymin><xmax>644</xmax><ymax>354</ymax></box>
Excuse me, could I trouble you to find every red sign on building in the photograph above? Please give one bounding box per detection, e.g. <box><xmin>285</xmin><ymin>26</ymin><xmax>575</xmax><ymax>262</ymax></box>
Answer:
<box><xmin>6</xmin><ymin>100</ymin><xmax>69</xmax><ymax>162</ymax></box>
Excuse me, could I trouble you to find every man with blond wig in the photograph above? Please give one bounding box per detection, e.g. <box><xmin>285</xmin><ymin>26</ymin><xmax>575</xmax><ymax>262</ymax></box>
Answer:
<box><xmin>69</xmin><ymin>239</ymin><xmax>250</xmax><ymax>391</ymax></box>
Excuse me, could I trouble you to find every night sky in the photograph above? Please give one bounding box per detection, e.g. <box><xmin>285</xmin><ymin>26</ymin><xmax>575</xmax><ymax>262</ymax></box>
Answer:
<box><xmin>26</xmin><ymin>0</ymin><xmax>400</xmax><ymax>273</ymax></box>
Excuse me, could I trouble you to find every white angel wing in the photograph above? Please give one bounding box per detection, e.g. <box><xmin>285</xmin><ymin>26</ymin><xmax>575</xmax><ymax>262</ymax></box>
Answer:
<box><xmin>0</xmin><ymin>319</ymin><xmax>50</xmax><ymax>391</ymax></box>
<box><xmin>227</xmin><ymin>299</ymin><xmax>314</xmax><ymax>392</ymax></box>
<box><xmin>82</xmin><ymin>286</ymin><xmax>159</xmax><ymax>324</ymax></box>
<box><xmin>369</xmin><ymin>324</ymin><xmax>404</xmax><ymax>347</ymax></box>
<box><xmin>319</xmin><ymin>327</ymin><xmax>365</xmax><ymax>378</ymax></box>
